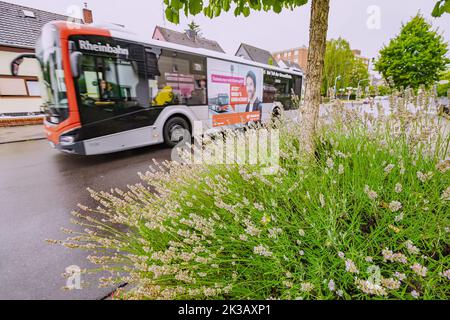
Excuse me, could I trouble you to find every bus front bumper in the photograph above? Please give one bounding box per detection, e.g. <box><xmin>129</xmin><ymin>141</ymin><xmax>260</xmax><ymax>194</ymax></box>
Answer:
<box><xmin>51</xmin><ymin>141</ymin><xmax>87</xmax><ymax>155</ymax></box>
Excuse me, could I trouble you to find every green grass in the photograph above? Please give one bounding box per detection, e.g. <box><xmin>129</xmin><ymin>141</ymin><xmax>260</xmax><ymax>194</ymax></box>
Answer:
<box><xmin>51</xmin><ymin>97</ymin><xmax>450</xmax><ymax>300</ymax></box>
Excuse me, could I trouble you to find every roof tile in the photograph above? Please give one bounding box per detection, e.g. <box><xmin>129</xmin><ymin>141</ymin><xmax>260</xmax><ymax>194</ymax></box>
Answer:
<box><xmin>154</xmin><ymin>26</ymin><xmax>225</xmax><ymax>53</ymax></box>
<box><xmin>237</xmin><ymin>43</ymin><xmax>279</xmax><ymax>67</ymax></box>
<box><xmin>0</xmin><ymin>1</ymin><xmax>82</xmax><ymax>49</ymax></box>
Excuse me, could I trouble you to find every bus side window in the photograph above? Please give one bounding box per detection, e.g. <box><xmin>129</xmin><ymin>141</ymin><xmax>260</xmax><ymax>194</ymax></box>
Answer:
<box><xmin>263</xmin><ymin>84</ymin><xmax>276</xmax><ymax>104</ymax></box>
<box><xmin>263</xmin><ymin>72</ymin><xmax>296</xmax><ymax>110</ymax></box>
<box><xmin>154</xmin><ymin>50</ymin><xmax>207</xmax><ymax>107</ymax></box>
<box><xmin>294</xmin><ymin>76</ymin><xmax>302</xmax><ymax>97</ymax></box>
<box><xmin>145</xmin><ymin>50</ymin><xmax>161</xmax><ymax>103</ymax></box>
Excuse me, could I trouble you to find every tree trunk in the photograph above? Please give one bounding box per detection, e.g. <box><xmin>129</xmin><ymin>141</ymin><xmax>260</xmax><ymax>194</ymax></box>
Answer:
<box><xmin>300</xmin><ymin>0</ymin><xmax>331</xmax><ymax>156</ymax></box>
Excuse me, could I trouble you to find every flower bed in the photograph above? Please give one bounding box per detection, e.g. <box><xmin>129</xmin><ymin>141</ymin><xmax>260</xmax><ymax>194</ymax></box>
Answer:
<box><xmin>50</xmin><ymin>90</ymin><xmax>449</xmax><ymax>300</ymax></box>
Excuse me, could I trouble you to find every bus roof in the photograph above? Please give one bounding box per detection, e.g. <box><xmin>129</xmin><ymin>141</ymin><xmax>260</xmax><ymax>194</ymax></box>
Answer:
<box><xmin>54</xmin><ymin>21</ymin><xmax>304</xmax><ymax>77</ymax></box>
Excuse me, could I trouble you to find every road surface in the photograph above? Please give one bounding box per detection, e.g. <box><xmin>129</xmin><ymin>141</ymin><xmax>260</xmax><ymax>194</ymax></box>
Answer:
<box><xmin>0</xmin><ymin>139</ymin><xmax>172</xmax><ymax>300</ymax></box>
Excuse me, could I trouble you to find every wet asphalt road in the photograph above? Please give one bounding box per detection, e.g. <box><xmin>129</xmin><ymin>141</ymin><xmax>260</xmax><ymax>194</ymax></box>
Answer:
<box><xmin>0</xmin><ymin>139</ymin><xmax>172</xmax><ymax>300</ymax></box>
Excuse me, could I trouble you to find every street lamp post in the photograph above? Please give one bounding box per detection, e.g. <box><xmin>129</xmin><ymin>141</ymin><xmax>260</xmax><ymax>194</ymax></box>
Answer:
<box><xmin>357</xmin><ymin>78</ymin><xmax>370</xmax><ymax>99</ymax></box>
<box><xmin>347</xmin><ymin>87</ymin><xmax>354</xmax><ymax>101</ymax></box>
<box><xmin>334</xmin><ymin>75</ymin><xmax>341</xmax><ymax>99</ymax></box>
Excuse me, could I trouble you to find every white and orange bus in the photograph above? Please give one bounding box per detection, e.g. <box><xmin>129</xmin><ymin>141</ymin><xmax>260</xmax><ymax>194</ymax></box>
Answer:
<box><xmin>12</xmin><ymin>22</ymin><xmax>303</xmax><ymax>155</ymax></box>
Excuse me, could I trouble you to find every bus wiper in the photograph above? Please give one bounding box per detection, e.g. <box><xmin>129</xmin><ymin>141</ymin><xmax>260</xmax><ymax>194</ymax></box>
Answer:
<box><xmin>44</xmin><ymin>104</ymin><xmax>62</xmax><ymax>118</ymax></box>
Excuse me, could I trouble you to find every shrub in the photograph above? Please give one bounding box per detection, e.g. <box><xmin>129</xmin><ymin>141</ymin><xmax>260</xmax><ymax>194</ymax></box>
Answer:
<box><xmin>437</xmin><ymin>70</ymin><xmax>450</xmax><ymax>97</ymax></box>
<box><xmin>50</xmin><ymin>90</ymin><xmax>450</xmax><ymax>300</ymax></box>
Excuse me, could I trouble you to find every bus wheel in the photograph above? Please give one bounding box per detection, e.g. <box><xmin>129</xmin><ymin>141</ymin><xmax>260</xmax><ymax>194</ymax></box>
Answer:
<box><xmin>163</xmin><ymin>116</ymin><xmax>190</xmax><ymax>148</ymax></box>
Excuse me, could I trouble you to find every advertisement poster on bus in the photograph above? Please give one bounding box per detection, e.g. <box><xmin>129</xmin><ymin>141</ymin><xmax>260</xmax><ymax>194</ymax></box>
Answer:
<box><xmin>207</xmin><ymin>58</ymin><xmax>264</xmax><ymax>128</ymax></box>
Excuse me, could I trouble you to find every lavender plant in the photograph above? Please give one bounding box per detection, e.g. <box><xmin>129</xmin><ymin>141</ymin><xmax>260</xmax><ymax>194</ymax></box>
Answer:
<box><xmin>49</xmin><ymin>90</ymin><xmax>449</xmax><ymax>300</ymax></box>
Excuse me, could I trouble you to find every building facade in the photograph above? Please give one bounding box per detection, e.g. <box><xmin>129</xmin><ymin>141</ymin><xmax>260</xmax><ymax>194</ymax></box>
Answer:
<box><xmin>0</xmin><ymin>1</ymin><xmax>89</xmax><ymax>116</ymax></box>
<box><xmin>352</xmin><ymin>49</ymin><xmax>370</xmax><ymax>68</ymax></box>
<box><xmin>272</xmin><ymin>46</ymin><xmax>309</xmax><ymax>73</ymax></box>
<box><xmin>273</xmin><ymin>46</ymin><xmax>369</xmax><ymax>74</ymax></box>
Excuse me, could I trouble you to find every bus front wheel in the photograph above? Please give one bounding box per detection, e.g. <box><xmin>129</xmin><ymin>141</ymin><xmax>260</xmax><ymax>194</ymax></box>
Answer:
<box><xmin>163</xmin><ymin>116</ymin><xmax>191</xmax><ymax>148</ymax></box>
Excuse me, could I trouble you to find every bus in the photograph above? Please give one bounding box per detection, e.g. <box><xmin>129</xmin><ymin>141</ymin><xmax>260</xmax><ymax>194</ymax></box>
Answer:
<box><xmin>11</xmin><ymin>22</ymin><xmax>303</xmax><ymax>155</ymax></box>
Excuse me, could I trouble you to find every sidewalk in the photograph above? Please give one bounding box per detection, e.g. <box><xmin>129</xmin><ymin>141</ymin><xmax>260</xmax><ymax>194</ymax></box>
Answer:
<box><xmin>0</xmin><ymin>125</ymin><xmax>46</xmax><ymax>144</ymax></box>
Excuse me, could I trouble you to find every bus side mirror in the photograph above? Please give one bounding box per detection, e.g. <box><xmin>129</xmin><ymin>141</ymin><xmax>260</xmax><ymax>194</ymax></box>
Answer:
<box><xmin>11</xmin><ymin>54</ymin><xmax>36</xmax><ymax>76</ymax></box>
<box><xmin>70</xmin><ymin>51</ymin><xmax>83</xmax><ymax>78</ymax></box>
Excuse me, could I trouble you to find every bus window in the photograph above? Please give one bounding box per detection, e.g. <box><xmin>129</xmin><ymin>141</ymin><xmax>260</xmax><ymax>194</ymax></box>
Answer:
<box><xmin>263</xmin><ymin>71</ymin><xmax>298</xmax><ymax>110</ymax></box>
<box><xmin>294</xmin><ymin>75</ymin><xmax>302</xmax><ymax>97</ymax></box>
<box><xmin>153</xmin><ymin>50</ymin><xmax>207</xmax><ymax>106</ymax></box>
<box><xmin>75</xmin><ymin>53</ymin><xmax>149</xmax><ymax>125</ymax></box>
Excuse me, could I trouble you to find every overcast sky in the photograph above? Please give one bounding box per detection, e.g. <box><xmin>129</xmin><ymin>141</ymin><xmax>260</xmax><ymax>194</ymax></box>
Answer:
<box><xmin>5</xmin><ymin>0</ymin><xmax>450</xmax><ymax>59</ymax></box>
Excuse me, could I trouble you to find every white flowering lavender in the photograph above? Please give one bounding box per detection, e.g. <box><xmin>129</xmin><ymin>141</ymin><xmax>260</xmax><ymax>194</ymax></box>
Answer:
<box><xmin>49</xmin><ymin>90</ymin><xmax>450</xmax><ymax>300</ymax></box>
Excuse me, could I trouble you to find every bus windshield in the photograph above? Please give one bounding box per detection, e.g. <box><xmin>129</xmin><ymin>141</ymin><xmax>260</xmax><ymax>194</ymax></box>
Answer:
<box><xmin>35</xmin><ymin>24</ymin><xmax>68</xmax><ymax>123</ymax></box>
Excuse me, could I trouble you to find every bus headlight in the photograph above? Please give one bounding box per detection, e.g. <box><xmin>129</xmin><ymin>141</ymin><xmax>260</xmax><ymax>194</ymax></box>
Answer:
<box><xmin>60</xmin><ymin>135</ymin><xmax>75</xmax><ymax>146</ymax></box>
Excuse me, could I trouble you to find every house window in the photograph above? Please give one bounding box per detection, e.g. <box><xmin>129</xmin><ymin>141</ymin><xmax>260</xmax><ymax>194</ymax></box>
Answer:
<box><xmin>22</xmin><ymin>10</ymin><xmax>36</xmax><ymax>18</ymax></box>
<box><xmin>0</xmin><ymin>76</ymin><xmax>41</xmax><ymax>97</ymax></box>
<box><xmin>0</xmin><ymin>78</ymin><xmax>28</xmax><ymax>96</ymax></box>
<box><xmin>26</xmin><ymin>80</ymin><xmax>41</xmax><ymax>96</ymax></box>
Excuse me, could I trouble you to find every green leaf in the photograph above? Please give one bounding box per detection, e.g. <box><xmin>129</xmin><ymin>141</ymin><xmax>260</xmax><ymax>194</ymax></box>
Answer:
<box><xmin>273</xmin><ymin>0</ymin><xmax>282</xmax><ymax>13</ymax></box>
<box><xmin>165</xmin><ymin>7</ymin><xmax>174</xmax><ymax>22</ymax></box>
<box><xmin>234</xmin><ymin>6</ymin><xmax>241</xmax><ymax>16</ymax></box>
<box><xmin>163</xmin><ymin>0</ymin><xmax>310</xmax><ymax>19</ymax></box>
<box><xmin>249</xmin><ymin>0</ymin><xmax>262</xmax><ymax>10</ymax></box>
<box><xmin>189</xmin><ymin>0</ymin><xmax>203</xmax><ymax>15</ymax></box>
<box><xmin>443</xmin><ymin>0</ymin><xmax>450</xmax><ymax>13</ymax></box>
<box><xmin>174</xmin><ymin>12</ymin><xmax>180</xmax><ymax>24</ymax></box>
<box><xmin>432</xmin><ymin>1</ymin><xmax>443</xmax><ymax>17</ymax></box>
<box><xmin>214</xmin><ymin>5</ymin><xmax>222</xmax><ymax>17</ymax></box>
<box><xmin>262</xmin><ymin>0</ymin><xmax>275</xmax><ymax>6</ymax></box>
<box><xmin>222</xmin><ymin>0</ymin><xmax>231</xmax><ymax>12</ymax></box>
<box><xmin>171</xmin><ymin>0</ymin><xmax>183</xmax><ymax>10</ymax></box>
<box><xmin>165</xmin><ymin>6</ymin><xmax>180</xmax><ymax>24</ymax></box>
<box><xmin>432</xmin><ymin>0</ymin><xmax>450</xmax><ymax>17</ymax></box>
<box><xmin>204</xmin><ymin>6</ymin><xmax>213</xmax><ymax>18</ymax></box>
